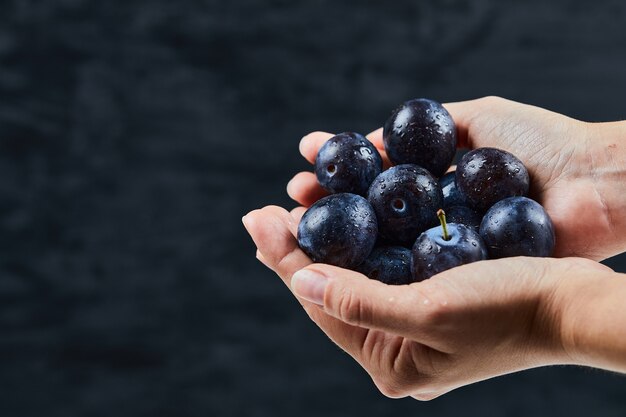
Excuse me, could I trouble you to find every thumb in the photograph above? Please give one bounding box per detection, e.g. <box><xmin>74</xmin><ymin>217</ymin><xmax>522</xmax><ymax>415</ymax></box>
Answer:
<box><xmin>291</xmin><ymin>264</ymin><xmax>418</xmax><ymax>333</ymax></box>
<box><xmin>443</xmin><ymin>96</ymin><xmax>504</xmax><ymax>149</ymax></box>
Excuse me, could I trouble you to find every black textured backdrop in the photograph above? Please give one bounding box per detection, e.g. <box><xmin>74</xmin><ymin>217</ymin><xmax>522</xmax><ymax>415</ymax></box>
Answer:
<box><xmin>0</xmin><ymin>1</ymin><xmax>625</xmax><ymax>416</ymax></box>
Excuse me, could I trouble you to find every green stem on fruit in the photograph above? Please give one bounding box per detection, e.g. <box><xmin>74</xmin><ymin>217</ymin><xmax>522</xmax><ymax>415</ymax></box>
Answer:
<box><xmin>437</xmin><ymin>209</ymin><xmax>450</xmax><ymax>241</ymax></box>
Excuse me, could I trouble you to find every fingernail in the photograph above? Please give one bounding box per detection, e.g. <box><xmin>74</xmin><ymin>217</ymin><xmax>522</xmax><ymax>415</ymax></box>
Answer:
<box><xmin>241</xmin><ymin>215</ymin><xmax>250</xmax><ymax>230</ymax></box>
<box><xmin>291</xmin><ymin>269</ymin><xmax>328</xmax><ymax>305</ymax></box>
<box><xmin>299</xmin><ymin>134</ymin><xmax>309</xmax><ymax>154</ymax></box>
<box><xmin>286</xmin><ymin>177</ymin><xmax>296</xmax><ymax>197</ymax></box>
<box><xmin>255</xmin><ymin>249</ymin><xmax>269</xmax><ymax>266</ymax></box>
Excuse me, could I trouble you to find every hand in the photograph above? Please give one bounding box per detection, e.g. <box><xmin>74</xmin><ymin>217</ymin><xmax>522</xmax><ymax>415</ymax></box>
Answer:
<box><xmin>242</xmin><ymin>206</ymin><xmax>618</xmax><ymax>400</ymax></box>
<box><xmin>243</xmin><ymin>96</ymin><xmax>626</xmax><ymax>399</ymax></box>
<box><xmin>288</xmin><ymin>96</ymin><xmax>626</xmax><ymax>260</ymax></box>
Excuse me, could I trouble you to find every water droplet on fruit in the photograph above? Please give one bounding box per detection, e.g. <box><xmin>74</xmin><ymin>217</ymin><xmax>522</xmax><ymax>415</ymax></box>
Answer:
<box><xmin>360</xmin><ymin>147</ymin><xmax>372</xmax><ymax>157</ymax></box>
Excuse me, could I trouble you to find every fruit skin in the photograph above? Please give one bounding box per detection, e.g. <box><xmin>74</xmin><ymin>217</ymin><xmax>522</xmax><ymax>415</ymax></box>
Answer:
<box><xmin>479</xmin><ymin>196</ymin><xmax>555</xmax><ymax>259</ymax></box>
<box><xmin>315</xmin><ymin>132</ymin><xmax>383</xmax><ymax>196</ymax></box>
<box><xmin>440</xmin><ymin>171</ymin><xmax>468</xmax><ymax>208</ymax></box>
<box><xmin>367</xmin><ymin>164</ymin><xmax>443</xmax><ymax>247</ymax></box>
<box><xmin>456</xmin><ymin>147</ymin><xmax>529</xmax><ymax>212</ymax></box>
<box><xmin>412</xmin><ymin>223</ymin><xmax>488</xmax><ymax>282</ymax></box>
<box><xmin>356</xmin><ymin>246</ymin><xmax>413</xmax><ymax>285</ymax></box>
<box><xmin>383</xmin><ymin>98</ymin><xmax>457</xmax><ymax>177</ymax></box>
<box><xmin>297</xmin><ymin>193</ymin><xmax>378</xmax><ymax>269</ymax></box>
<box><xmin>445</xmin><ymin>205</ymin><xmax>482</xmax><ymax>232</ymax></box>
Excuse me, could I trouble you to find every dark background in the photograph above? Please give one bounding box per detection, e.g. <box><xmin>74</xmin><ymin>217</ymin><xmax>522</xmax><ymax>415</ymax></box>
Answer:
<box><xmin>0</xmin><ymin>1</ymin><xmax>625</xmax><ymax>416</ymax></box>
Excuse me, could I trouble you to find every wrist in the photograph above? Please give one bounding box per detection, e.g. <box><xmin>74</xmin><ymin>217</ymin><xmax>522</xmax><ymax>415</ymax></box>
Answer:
<box><xmin>554</xmin><ymin>263</ymin><xmax>626</xmax><ymax>372</ymax></box>
<box><xmin>583</xmin><ymin>121</ymin><xmax>626</xmax><ymax>257</ymax></box>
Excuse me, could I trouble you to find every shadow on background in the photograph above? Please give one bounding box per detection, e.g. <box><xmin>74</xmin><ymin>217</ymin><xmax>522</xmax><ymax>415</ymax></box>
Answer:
<box><xmin>0</xmin><ymin>1</ymin><xmax>625</xmax><ymax>416</ymax></box>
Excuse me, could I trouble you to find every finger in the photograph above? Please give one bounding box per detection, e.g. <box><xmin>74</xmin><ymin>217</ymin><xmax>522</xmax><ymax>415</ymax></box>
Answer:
<box><xmin>444</xmin><ymin>96</ymin><xmax>517</xmax><ymax>149</ymax></box>
<box><xmin>443</xmin><ymin>100</ymin><xmax>481</xmax><ymax>149</ymax></box>
<box><xmin>291</xmin><ymin>263</ymin><xmax>432</xmax><ymax>338</ymax></box>
<box><xmin>256</xmin><ymin>249</ymin><xmax>270</xmax><ymax>268</ymax></box>
<box><xmin>365</xmin><ymin>127</ymin><xmax>384</xmax><ymax>150</ymax></box>
<box><xmin>300</xmin><ymin>130</ymin><xmax>391</xmax><ymax>168</ymax></box>
<box><xmin>242</xmin><ymin>206</ymin><xmax>370</xmax><ymax>356</ymax></box>
<box><xmin>365</xmin><ymin>128</ymin><xmax>392</xmax><ymax>169</ymax></box>
<box><xmin>290</xmin><ymin>206</ymin><xmax>307</xmax><ymax>224</ymax></box>
<box><xmin>243</xmin><ymin>206</ymin><xmax>309</xmax><ymax>280</ymax></box>
<box><xmin>286</xmin><ymin>172</ymin><xmax>329</xmax><ymax>207</ymax></box>
<box><xmin>299</xmin><ymin>132</ymin><xmax>335</xmax><ymax>164</ymax></box>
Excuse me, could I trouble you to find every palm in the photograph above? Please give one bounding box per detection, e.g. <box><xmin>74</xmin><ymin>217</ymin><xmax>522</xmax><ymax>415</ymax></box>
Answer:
<box><xmin>445</xmin><ymin>97</ymin><xmax>608</xmax><ymax>260</ymax></box>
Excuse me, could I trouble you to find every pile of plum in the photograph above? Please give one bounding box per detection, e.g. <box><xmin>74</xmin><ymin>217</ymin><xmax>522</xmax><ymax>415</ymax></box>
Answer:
<box><xmin>297</xmin><ymin>99</ymin><xmax>555</xmax><ymax>285</ymax></box>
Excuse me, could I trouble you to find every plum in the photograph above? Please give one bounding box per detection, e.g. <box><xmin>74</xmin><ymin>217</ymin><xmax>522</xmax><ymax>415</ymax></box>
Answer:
<box><xmin>479</xmin><ymin>196</ymin><xmax>555</xmax><ymax>258</ymax></box>
<box><xmin>315</xmin><ymin>132</ymin><xmax>383</xmax><ymax>196</ymax></box>
<box><xmin>367</xmin><ymin>164</ymin><xmax>442</xmax><ymax>246</ymax></box>
<box><xmin>383</xmin><ymin>98</ymin><xmax>456</xmax><ymax>177</ymax></box>
<box><xmin>297</xmin><ymin>193</ymin><xmax>378</xmax><ymax>269</ymax></box>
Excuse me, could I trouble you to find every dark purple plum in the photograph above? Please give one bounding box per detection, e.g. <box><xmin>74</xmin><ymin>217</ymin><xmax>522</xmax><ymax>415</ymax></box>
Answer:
<box><xmin>367</xmin><ymin>164</ymin><xmax>442</xmax><ymax>246</ymax></box>
<box><xmin>356</xmin><ymin>246</ymin><xmax>413</xmax><ymax>285</ymax></box>
<box><xmin>383</xmin><ymin>98</ymin><xmax>457</xmax><ymax>177</ymax></box>
<box><xmin>314</xmin><ymin>132</ymin><xmax>383</xmax><ymax>196</ymax></box>
<box><xmin>445</xmin><ymin>205</ymin><xmax>482</xmax><ymax>232</ymax></box>
<box><xmin>412</xmin><ymin>210</ymin><xmax>488</xmax><ymax>282</ymax></box>
<box><xmin>456</xmin><ymin>147</ymin><xmax>529</xmax><ymax>212</ymax></box>
<box><xmin>479</xmin><ymin>196</ymin><xmax>555</xmax><ymax>259</ymax></box>
<box><xmin>297</xmin><ymin>193</ymin><xmax>377</xmax><ymax>269</ymax></box>
<box><xmin>439</xmin><ymin>171</ymin><xmax>468</xmax><ymax>208</ymax></box>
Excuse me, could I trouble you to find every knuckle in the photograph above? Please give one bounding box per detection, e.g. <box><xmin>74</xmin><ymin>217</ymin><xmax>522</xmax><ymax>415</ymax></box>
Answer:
<box><xmin>372</xmin><ymin>362</ymin><xmax>440</xmax><ymax>399</ymax></box>
<box><xmin>373</xmin><ymin>375</ymin><xmax>410</xmax><ymax>399</ymax></box>
<box><xmin>411</xmin><ymin>281</ymin><xmax>452</xmax><ymax>328</ymax></box>
<box><xmin>480</xmin><ymin>95</ymin><xmax>505</xmax><ymax>105</ymax></box>
<box><xmin>335</xmin><ymin>286</ymin><xmax>369</xmax><ymax>326</ymax></box>
<box><xmin>412</xmin><ymin>391</ymin><xmax>440</xmax><ymax>402</ymax></box>
<box><xmin>421</xmin><ymin>303</ymin><xmax>448</xmax><ymax>327</ymax></box>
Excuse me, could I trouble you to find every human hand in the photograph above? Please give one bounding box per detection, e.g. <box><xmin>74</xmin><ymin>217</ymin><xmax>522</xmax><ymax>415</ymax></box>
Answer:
<box><xmin>242</xmin><ymin>207</ymin><xmax>621</xmax><ymax>400</ymax></box>
<box><xmin>288</xmin><ymin>96</ymin><xmax>626</xmax><ymax>260</ymax></box>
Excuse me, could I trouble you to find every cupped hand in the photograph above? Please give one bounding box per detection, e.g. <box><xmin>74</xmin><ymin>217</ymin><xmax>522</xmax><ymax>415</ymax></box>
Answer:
<box><xmin>242</xmin><ymin>206</ymin><xmax>612</xmax><ymax>400</ymax></box>
<box><xmin>288</xmin><ymin>96</ymin><xmax>626</xmax><ymax>260</ymax></box>
<box><xmin>243</xmin><ymin>96</ymin><xmax>626</xmax><ymax>399</ymax></box>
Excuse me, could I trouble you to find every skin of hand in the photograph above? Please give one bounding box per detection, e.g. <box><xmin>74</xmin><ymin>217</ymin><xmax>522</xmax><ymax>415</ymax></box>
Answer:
<box><xmin>242</xmin><ymin>207</ymin><xmax>625</xmax><ymax>400</ymax></box>
<box><xmin>243</xmin><ymin>96</ymin><xmax>626</xmax><ymax>399</ymax></box>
